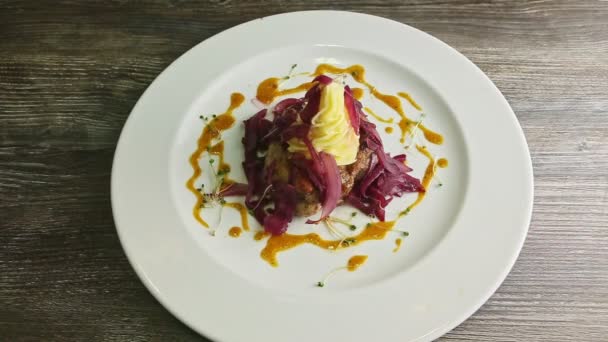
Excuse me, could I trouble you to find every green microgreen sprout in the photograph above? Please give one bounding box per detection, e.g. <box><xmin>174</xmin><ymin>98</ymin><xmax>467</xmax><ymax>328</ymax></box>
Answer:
<box><xmin>389</xmin><ymin>229</ymin><xmax>410</xmax><ymax>236</ymax></box>
<box><xmin>323</xmin><ymin>219</ymin><xmax>347</xmax><ymax>241</ymax></box>
<box><xmin>199</xmin><ymin>154</ymin><xmax>229</xmax><ymax>210</ymax></box>
<box><xmin>279</xmin><ymin>64</ymin><xmax>299</xmax><ymax>84</ymax></box>
<box><xmin>432</xmin><ymin>160</ymin><xmax>444</xmax><ymax>187</ymax></box>
<box><xmin>316</xmin><ymin>266</ymin><xmax>348</xmax><ymax>288</ymax></box>
<box><xmin>327</xmin><ymin>216</ymin><xmax>353</xmax><ymax>227</ymax></box>
<box><xmin>324</xmin><ymin>215</ymin><xmax>362</xmax><ymax>249</ymax></box>
<box><xmin>404</xmin><ymin>113</ymin><xmax>426</xmax><ymax>150</ymax></box>
<box><xmin>341</xmin><ymin>238</ymin><xmax>356</xmax><ymax>247</ymax></box>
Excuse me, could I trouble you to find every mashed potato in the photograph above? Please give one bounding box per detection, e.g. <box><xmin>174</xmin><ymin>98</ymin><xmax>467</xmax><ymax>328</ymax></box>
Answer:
<box><xmin>288</xmin><ymin>81</ymin><xmax>359</xmax><ymax>165</ymax></box>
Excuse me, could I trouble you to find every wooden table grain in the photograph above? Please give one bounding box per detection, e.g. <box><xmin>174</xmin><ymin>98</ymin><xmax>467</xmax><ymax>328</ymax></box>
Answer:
<box><xmin>1</xmin><ymin>1</ymin><xmax>607</xmax><ymax>341</ymax></box>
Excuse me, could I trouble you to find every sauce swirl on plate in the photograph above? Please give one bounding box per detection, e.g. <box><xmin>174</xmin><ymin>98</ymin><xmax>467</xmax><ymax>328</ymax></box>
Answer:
<box><xmin>260</xmin><ymin>221</ymin><xmax>394</xmax><ymax>267</ymax></box>
<box><xmin>401</xmin><ymin>145</ymin><xmax>437</xmax><ymax>215</ymax></box>
<box><xmin>186</xmin><ymin>93</ymin><xmax>244</xmax><ymax>228</ymax></box>
<box><xmin>256</xmin><ymin>77</ymin><xmax>314</xmax><ymax>104</ymax></box>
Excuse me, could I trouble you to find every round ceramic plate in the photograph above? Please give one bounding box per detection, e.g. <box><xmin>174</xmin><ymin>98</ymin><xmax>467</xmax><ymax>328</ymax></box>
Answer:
<box><xmin>112</xmin><ymin>11</ymin><xmax>533</xmax><ymax>342</ymax></box>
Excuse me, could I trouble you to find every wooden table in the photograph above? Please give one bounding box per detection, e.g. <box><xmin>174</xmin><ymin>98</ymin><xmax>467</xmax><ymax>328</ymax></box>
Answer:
<box><xmin>2</xmin><ymin>1</ymin><xmax>607</xmax><ymax>341</ymax></box>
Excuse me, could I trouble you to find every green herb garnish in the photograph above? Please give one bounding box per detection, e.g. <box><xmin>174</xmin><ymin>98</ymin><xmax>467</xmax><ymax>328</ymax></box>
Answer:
<box><xmin>341</xmin><ymin>238</ymin><xmax>356</xmax><ymax>247</ymax></box>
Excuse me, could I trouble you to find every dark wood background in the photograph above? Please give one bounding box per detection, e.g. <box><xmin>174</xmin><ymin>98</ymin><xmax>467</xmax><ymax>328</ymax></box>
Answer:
<box><xmin>1</xmin><ymin>1</ymin><xmax>607</xmax><ymax>341</ymax></box>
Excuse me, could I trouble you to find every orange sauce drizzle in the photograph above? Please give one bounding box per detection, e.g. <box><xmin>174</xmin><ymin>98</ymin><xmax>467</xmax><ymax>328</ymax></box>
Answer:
<box><xmin>313</xmin><ymin>64</ymin><xmax>443</xmax><ymax>145</ymax></box>
<box><xmin>401</xmin><ymin>145</ymin><xmax>435</xmax><ymax>215</ymax></box>
<box><xmin>363</xmin><ymin>107</ymin><xmax>393</xmax><ymax>123</ymax></box>
<box><xmin>397</xmin><ymin>92</ymin><xmax>422</xmax><ymax>111</ymax></box>
<box><xmin>229</xmin><ymin>226</ymin><xmax>242</xmax><ymax>238</ymax></box>
<box><xmin>256</xmin><ymin>77</ymin><xmax>314</xmax><ymax>104</ymax></box>
<box><xmin>209</xmin><ymin>141</ymin><xmax>232</xmax><ymax>183</ymax></box>
<box><xmin>223</xmin><ymin>202</ymin><xmax>250</xmax><ymax>231</ymax></box>
<box><xmin>393</xmin><ymin>238</ymin><xmax>402</xmax><ymax>253</ymax></box>
<box><xmin>314</xmin><ymin>64</ymin><xmax>367</xmax><ymax>83</ymax></box>
<box><xmin>186</xmin><ymin>93</ymin><xmax>245</xmax><ymax>228</ymax></box>
<box><xmin>261</xmin><ymin>221</ymin><xmax>395</xmax><ymax>267</ymax></box>
<box><xmin>397</xmin><ymin>119</ymin><xmax>411</xmax><ymax>144</ymax></box>
<box><xmin>351</xmin><ymin>87</ymin><xmax>364</xmax><ymax>100</ymax></box>
<box><xmin>420</xmin><ymin>126</ymin><xmax>444</xmax><ymax>145</ymax></box>
<box><xmin>254</xmin><ymin>230</ymin><xmax>269</xmax><ymax>241</ymax></box>
<box><xmin>385</xmin><ymin>126</ymin><xmax>394</xmax><ymax>134</ymax></box>
<box><xmin>347</xmin><ymin>255</ymin><xmax>368</xmax><ymax>271</ymax></box>
<box><xmin>437</xmin><ymin>158</ymin><xmax>448</xmax><ymax>168</ymax></box>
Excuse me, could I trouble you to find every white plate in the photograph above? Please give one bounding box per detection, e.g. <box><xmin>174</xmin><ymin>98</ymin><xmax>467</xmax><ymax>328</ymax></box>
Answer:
<box><xmin>112</xmin><ymin>11</ymin><xmax>533</xmax><ymax>342</ymax></box>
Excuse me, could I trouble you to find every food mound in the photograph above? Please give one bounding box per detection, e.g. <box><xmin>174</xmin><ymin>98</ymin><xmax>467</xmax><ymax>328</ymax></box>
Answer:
<box><xmin>241</xmin><ymin>75</ymin><xmax>424</xmax><ymax>235</ymax></box>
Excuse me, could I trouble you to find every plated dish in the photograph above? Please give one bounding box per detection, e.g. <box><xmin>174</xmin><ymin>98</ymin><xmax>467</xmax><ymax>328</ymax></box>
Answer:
<box><xmin>112</xmin><ymin>11</ymin><xmax>533</xmax><ymax>342</ymax></box>
<box><xmin>185</xmin><ymin>63</ymin><xmax>449</xmax><ymax>278</ymax></box>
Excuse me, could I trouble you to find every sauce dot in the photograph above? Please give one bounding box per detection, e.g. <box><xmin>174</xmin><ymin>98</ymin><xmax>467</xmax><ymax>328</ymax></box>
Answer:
<box><xmin>347</xmin><ymin>255</ymin><xmax>368</xmax><ymax>271</ymax></box>
<box><xmin>229</xmin><ymin>226</ymin><xmax>242</xmax><ymax>238</ymax></box>
<box><xmin>393</xmin><ymin>238</ymin><xmax>402</xmax><ymax>252</ymax></box>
